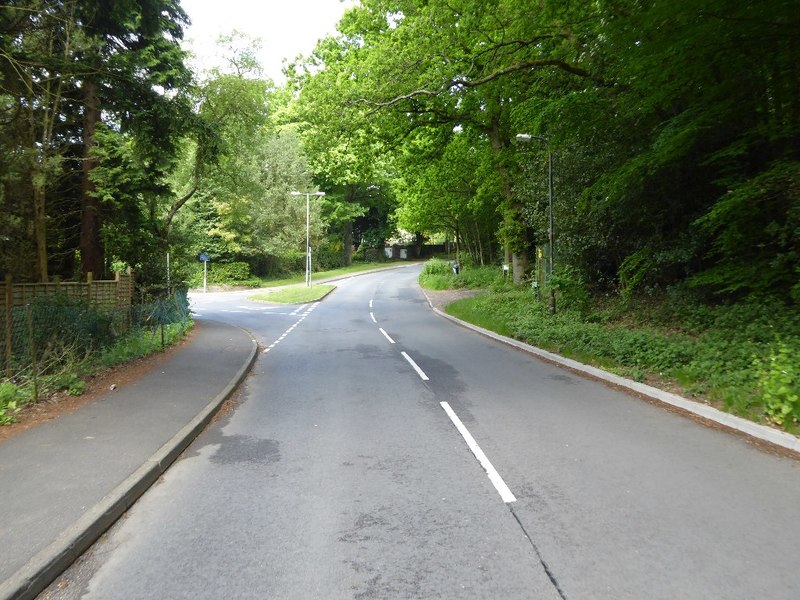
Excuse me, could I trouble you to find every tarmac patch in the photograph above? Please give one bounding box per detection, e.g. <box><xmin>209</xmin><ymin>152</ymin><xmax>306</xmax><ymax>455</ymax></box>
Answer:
<box><xmin>209</xmin><ymin>435</ymin><xmax>281</xmax><ymax>465</ymax></box>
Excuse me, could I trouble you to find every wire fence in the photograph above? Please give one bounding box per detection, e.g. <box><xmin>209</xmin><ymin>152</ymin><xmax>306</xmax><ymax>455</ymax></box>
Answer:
<box><xmin>2</xmin><ymin>290</ymin><xmax>190</xmax><ymax>402</ymax></box>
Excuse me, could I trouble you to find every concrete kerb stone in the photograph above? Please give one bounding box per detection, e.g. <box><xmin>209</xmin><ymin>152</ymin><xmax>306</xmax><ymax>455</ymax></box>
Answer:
<box><xmin>422</xmin><ymin>291</ymin><xmax>800</xmax><ymax>457</ymax></box>
<box><xmin>0</xmin><ymin>325</ymin><xmax>259</xmax><ymax>600</ymax></box>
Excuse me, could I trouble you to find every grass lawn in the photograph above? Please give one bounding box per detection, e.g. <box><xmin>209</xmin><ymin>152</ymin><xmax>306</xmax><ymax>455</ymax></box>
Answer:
<box><xmin>253</xmin><ymin>261</ymin><xmax>408</xmax><ymax>289</ymax></box>
<box><xmin>249</xmin><ymin>284</ymin><xmax>336</xmax><ymax>304</ymax></box>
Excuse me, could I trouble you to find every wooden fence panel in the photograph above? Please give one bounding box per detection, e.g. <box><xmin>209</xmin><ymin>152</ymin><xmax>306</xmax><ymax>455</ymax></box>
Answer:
<box><xmin>0</xmin><ymin>272</ymin><xmax>133</xmax><ymax>313</ymax></box>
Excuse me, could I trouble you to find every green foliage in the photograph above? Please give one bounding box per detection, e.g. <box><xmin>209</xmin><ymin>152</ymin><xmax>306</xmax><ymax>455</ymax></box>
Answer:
<box><xmin>691</xmin><ymin>161</ymin><xmax>800</xmax><ymax>297</ymax></box>
<box><xmin>549</xmin><ymin>267</ymin><xmax>590</xmax><ymax>313</ymax></box>
<box><xmin>0</xmin><ymin>383</ymin><xmax>24</xmax><ymax>425</ymax></box>
<box><xmin>446</xmin><ymin>296</ymin><xmax>515</xmax><ymax>338</ymax></box>
<box><xmin>443</xmin><ymin>286</ymin><xmax>800</xmax><ymax>428</ymax></box>
<box><xmin>198</xmin><ymin>262</ymin><xmax>252</xmax><ymax>285</ymax></box>
<box><xmin>315</xmin><ymin>242</ymin><xmax>347</xmax><ymax>271</ymax></box>
<box><xmin>0</xmin><ymin>0</ymin><xmax>194</xmax><ymax>281</ymax></box>
<box><xmin>756</xmin><ymin>342</ymin><xmax>800</xmax><ymax>426</ymax></box>
<box><xmin>97</xmin><ymin>321</ymin><xmax>192</xmax><ymax>368</ymax></box>
<box><xmin>419</xmin><ymin>259</ymin><xmax>508</xmax><ymax>291</ymax></box>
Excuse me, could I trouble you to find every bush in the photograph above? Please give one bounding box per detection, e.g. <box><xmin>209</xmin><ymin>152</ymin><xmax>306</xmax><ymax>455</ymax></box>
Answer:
<box><xmin>756</xmin><ymin>341</ymin><xmax>800</xmax><ymax>426</ymax></box>
<box><xmin>420</xmin><ymin>259</ymin><xmax>507</xmax><ymax>291</ymax></box>
<box><xmin>315</xmin><ymin>243</ymin><xmax>346</xmax><ymax>271</ymax></box>
<box><xmin>550</xmin><ymin>266</ymin><xmax>591</xmax><ymax>313</ymax></box>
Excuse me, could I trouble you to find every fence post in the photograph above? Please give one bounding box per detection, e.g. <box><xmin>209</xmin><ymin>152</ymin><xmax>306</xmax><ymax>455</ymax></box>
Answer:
<box><xmin>4</xmin><ymin>274</ymin><xmax>11</xmax><ymax>379</ymax></box>
<box><xmin>26</xmin><ymin>304</ymin><xmax>38</xmax><ymax>402</ymax></box>
<box><xmin>86</xmin><ymin>271</ymin><xmax>93</xmax><ymax>304</ymax></box>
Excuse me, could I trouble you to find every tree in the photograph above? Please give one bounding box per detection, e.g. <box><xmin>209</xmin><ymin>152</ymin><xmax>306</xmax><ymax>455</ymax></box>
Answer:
<box><xmin>394</xmin><ymin>127</ymin><xmax>500</xmax><ymax>264</ymax></box>
<box><xmin>293</xmin><ymin>0</ymin><xmax>594</xmax><ymax>281</ymax></box>
<box><xmin>0</xmin><ymin>0</ymin><xmax>193</xmax><ymax>282</ymax></box>
<box><xmin>76</xmin><ymin>0</ymin><xmax>192</xmax><ymax>278</ymax></box>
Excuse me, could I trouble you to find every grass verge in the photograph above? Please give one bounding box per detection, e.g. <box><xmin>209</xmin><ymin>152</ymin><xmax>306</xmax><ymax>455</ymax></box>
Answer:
<box><xmin>249</xmin><ymin>285</ymin><xmax>335</xmax><ymax>304</ymax></box>
<box><xmin>418</xmin><ymin>259</ymin><xmax>800</xmax><ymax>434</ymax></box>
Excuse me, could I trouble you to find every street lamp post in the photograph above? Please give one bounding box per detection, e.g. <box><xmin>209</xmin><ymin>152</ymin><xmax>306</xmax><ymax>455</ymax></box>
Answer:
<box><xmin>291</xmin><ymin>191</ymin><xmax>326</xmax><ymax>286</ymax></box>
<box><xmin>516</xmin><ymin>133</ymin><xmax>555</xmax><ymax>314</ymax></box>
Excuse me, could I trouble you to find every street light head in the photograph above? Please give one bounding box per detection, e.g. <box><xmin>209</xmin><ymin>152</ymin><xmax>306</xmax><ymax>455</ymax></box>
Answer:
<box><xmin>290</xmin><ymin>191</ymin><xmax>302</xmax><ymax>196</ymax></box>
<box><xmin>516</xmin><ymin>133</ymin><xmax>532</xmax><ymax>143</ymax></box>
<box><xmin>313</xmin><ymin>192</ymin><xmax>326</xmax><ymax>197</ymax></box>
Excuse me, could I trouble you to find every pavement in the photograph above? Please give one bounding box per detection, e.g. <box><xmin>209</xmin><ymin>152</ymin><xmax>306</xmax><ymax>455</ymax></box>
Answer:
<box><xmin>0</xmin><ymin>269</ymin><xmax>798</xmax><ymax>600</ymax></box>
<box><xmin>0</xmin><ymin>320</ymin><xmax>258</xmax><ymax>600</ymax></box>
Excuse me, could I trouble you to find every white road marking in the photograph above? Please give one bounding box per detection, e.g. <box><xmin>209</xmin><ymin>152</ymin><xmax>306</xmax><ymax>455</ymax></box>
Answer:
<box><xmin>260</xmin><ymin>301</ymin><xmax>319</xmax><ymax>357</ymax></box>
<box><xmin>379</xmin><ymin>328</ymin><xmax>396</xmax><ymax>344</ymax></box>
<box><xmin>370</xmin><ymin>312</ymin><xmax>377</xmax><ymax>323</ymax></box>
<box><xmin>440</xmin><ymin>402</ymin><xmax>517</xmax><ymax>504</ymax></box>
<box><xmin>401</xmin><ymin>351</ymin><xmax>429</xmax><ymax>380</ymax></box>
<box><xmin>369</xmin><ymin>299</ymin><xmax>373</xmax><ymax>308</ymax></box>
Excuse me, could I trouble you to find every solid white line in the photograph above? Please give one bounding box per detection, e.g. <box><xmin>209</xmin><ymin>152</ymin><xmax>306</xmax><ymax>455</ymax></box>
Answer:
<box><xmin>370</xmin><ymin>312</ymin><xmax>377</xmax><ymax>323</ymax></box>
<box><xmin>440</xmin><ymin>402</ymin><xmax>517</xmax><ymax>504</ymax></box>
<box><xmin>379</xmin><ymin>328</ymin><xmax>396</xmax><ymax>344</ymax></box>
<box><xmin>401</xmin><ymin>351</ymin><xmax>429</xmax><ymax>380</ymax></box>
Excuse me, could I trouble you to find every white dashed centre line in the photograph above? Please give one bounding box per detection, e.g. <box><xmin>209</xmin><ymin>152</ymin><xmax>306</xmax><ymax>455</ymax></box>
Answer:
<box><xmin>401</xmin><ymin>351</ymin><xmax>429</xmax><ymax>381</ymax></box>
<box><xmin>261</xmin><ymin>302</ymin><xmax>319</xmax><ymax>353</ymax></box>
<box><xmin>379</xmin><ymin>328</ymin><xmax>396</xmax><ymax>344</ymax></box>
<box><xmin>440</xmin><ymin>401</ymin><xmax>517</xmax><ymax>504</ymax></box>
<box><xmin>370</xmin><ymin>312</ymin><xmax>377</xmax><ymax>323</ymax></box>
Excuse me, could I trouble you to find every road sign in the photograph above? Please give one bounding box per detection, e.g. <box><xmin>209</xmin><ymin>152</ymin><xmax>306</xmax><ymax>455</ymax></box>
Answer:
<box><xmin>199</xmin><ymin>252</ymin><xmax>210</xmax><ymax>262</ymax></box>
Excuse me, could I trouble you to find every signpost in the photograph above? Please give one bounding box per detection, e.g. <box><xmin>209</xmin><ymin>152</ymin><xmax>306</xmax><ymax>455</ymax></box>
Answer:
<box><xmin>199</xmin><ymin>253</ymin><xmax>210</xmax><ymax>293</ymax></box>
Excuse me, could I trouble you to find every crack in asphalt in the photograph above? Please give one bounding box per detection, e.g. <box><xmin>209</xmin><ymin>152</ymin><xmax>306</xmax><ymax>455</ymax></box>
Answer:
<box><xmin>508</xmin><ymin>505</ymin><xmax>568</xmax><ymax>600</ymax></box>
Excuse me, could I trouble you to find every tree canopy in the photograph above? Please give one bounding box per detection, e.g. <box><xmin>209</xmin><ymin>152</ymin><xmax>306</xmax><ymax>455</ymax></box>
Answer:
<box><xmin>1</xmin><ymin>0</ymin><xmax>797</xmax><ymax>304</ymax></box>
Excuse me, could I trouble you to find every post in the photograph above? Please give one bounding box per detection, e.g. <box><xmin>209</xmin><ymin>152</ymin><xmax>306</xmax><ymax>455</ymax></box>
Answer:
<box><xmin>86</xmin><ymin>271</ymin><xmax>93</xmax><ymax>304</ymax></box>
<box><xmin>4</xmin><ymin>274</ymin><xmax>12</xmax><ymax>379</ymax></box>
<box><xmin>126</xmin><ymin>267</ymin><xmax>133</xmax><ymax>331</ymax></box>
<box><xmin>292</xmin><ymin>190</ymin><xmax>325</xmax><ymax>287</ymax></box>
<box><xmin>306</xmin><ymin>192</ymin><xmax>311</xmax><ymax>287</ymax></box>
<box><xmin>547</xmin><ymin>151</ymin><xmax>556</xmax><ymax>315</ymax></box>
<box><xmin>27</xmin><ymin>305</ymin><xmax>38</xmax><ymax>402</ymax></box>
<box><xmin>166</xmin><ymin>251</ymin><xmax>171</xmax><ymax>294</ymax></box>
<box><xmin>203</xmin><ymin>260</ymin><xmax>207</xmax><ymax>293</ymax></box>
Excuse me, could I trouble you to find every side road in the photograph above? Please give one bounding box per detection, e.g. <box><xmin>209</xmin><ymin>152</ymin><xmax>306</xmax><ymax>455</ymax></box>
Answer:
<box><xmin>0</xmin><ymin>320</ymin><xmax>257</xmax><ymax>600</ymax></box>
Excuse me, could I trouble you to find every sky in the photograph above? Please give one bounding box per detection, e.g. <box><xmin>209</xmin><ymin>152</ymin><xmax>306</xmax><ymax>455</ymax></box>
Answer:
<box><xmin>179</xmin><ymin>0</ymin><xmax>357</xmax><ymax>82</ymax></box>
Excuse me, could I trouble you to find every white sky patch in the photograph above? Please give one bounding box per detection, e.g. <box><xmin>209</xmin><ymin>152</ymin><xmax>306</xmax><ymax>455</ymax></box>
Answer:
<box><xmin>181</xmin><ymin>0</ymin><xmax>356</xmax><ymax>83</ymax></box>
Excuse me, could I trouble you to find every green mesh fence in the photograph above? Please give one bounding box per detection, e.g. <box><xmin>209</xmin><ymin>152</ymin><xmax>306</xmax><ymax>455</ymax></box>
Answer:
<box><xmin>2</xmin><ymin>290</ymin><xmax>190</xmax><ymax>399</ymax></box>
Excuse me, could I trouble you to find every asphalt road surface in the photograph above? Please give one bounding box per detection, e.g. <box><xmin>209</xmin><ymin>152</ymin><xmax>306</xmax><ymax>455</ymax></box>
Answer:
<box><xmin>44</xmin><ymin>265</ymin><xmax>800</xmax><ymax>599</ymax></box>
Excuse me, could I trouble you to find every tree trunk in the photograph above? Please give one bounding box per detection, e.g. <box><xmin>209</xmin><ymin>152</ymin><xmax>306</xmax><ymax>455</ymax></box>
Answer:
<box><xmin>80</xmin><ymin>78</ymin><xmax>103</xmax><ymax>278</ymax></box>
<box><xmin>32</xmin><ymin>168</ymin><xmax>49</xmax><ymax>283</ymax></box>
<box><xmin>487</xmin><ymin>118</ymin><xmax>529</xmax><ymax>283</ymax></box>
<box><xmin>343</xmin><ymin>220</ymin><xmax>354</xmax><ymax>266</ymax></box>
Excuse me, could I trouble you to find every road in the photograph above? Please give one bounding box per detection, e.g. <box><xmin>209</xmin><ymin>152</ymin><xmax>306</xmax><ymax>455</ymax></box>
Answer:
<box><xmin>44</xmin><ymin>265</ymin><xmax>800</xmax><ymax>599</ymax></box>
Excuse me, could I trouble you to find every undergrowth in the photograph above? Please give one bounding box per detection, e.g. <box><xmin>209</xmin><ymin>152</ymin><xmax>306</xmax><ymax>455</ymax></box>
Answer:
<box><xmin>419</xmin><ymin>259</ymin><xmax>513</xmax><ymax>291</ymax></box>
<box><xmin>421</xmin><ymin>260</ymin><xmax>800</xmax><ymax>433</ymax></box>
<box><xmin>1</xmin><ymin>321</ymin><xmax>192</xmax><ymax>425</ymax></box>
